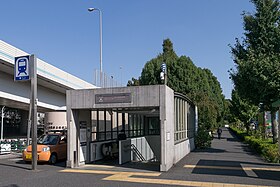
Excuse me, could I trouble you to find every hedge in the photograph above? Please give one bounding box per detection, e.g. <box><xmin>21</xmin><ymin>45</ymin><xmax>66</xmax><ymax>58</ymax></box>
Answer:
<box><xmin>230</xmin><ymin>127</ymin><xmax>280</xmax><ymax>163</ymax></box>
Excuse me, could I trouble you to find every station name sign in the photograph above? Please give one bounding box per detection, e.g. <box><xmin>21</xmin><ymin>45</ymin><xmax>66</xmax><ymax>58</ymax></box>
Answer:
<box><xmin>95</xmin><ymin>93</ymin><xmax>131</xmax><ymax>104</ymax></box>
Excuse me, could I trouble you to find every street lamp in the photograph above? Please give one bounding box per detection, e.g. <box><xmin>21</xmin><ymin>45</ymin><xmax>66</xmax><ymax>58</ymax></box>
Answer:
<box><xmin>88</xmin><ymin>7</ymin><xmax>103</xmax><ymax>87</ymax></box>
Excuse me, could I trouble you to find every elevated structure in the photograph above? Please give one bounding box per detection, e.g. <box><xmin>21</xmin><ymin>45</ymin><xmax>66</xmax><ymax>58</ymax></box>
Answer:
<box><xmin>0</xmin><ymin>40</ymin><xmax>96</xmax><ymax>112</ymax></box>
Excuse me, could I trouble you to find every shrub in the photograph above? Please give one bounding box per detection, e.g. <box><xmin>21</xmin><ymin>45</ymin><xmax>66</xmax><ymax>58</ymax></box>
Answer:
<box><xmin>230</xmin><ymin>127</ymin><xmax>280</xmax><ymax>163</ymax></box>
<box><xmin>195</xmin><ymin>127</ymin><xmax>212</xmax><ymax>149</ymax></box>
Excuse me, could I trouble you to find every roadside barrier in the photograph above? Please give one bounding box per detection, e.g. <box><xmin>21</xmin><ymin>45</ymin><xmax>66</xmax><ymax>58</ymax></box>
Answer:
<box><xmin>0</xmin><ymin>139</ymin><xmax>27</xmax><ymax>154</ymax></box>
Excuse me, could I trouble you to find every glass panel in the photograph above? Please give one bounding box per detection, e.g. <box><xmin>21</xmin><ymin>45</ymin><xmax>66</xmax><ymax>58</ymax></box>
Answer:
<box><xmin>148</xmin><ymin>117</ymin><xmax>160</xmax><ymax>135</ymax></box>
<box><xmin>99</xmin><ymin>110</ymin><xmax>105</xmax><ymax>132</ymax></box>
<box><xmin>106</xmin><ymin>111</ymin><xmax>111</xmax><ymax>130</ymax></box>
<box><xmin>113</xmin><ymin>131</ymin><xmax>118</xmax><ymax>139</ymax></box>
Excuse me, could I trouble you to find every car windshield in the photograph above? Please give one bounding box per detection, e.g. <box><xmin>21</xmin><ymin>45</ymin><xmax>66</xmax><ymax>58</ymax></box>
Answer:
<box><xmin>37</xmin><ymin>134</ymin><xmax>59</xmax><ymax>145</ymax></box>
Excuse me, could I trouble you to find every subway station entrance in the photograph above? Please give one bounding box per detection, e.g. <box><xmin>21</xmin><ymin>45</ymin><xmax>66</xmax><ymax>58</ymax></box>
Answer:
<box><xmin>66</xmin><ymin>85</ymin><xmax>196</xmax><ymax>172</ymax></box>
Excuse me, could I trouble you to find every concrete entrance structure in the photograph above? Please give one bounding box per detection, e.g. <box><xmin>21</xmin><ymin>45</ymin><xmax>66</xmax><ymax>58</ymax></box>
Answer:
<box><xmin>66</xmin><ymin>85</ymin><xmax>196</xmax><ymax>171</ymax></box>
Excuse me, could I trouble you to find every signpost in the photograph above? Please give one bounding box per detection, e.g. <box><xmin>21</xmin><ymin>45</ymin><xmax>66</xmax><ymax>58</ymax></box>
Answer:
<box><xmin>14</xmin><ymin>56</ymin><xmax>30</xmax><ymax>81</ymax></box>
<box><xmin>14</xmin><ymin>55</ymin><xmax>37</xmax><ymax>170</ymax></box>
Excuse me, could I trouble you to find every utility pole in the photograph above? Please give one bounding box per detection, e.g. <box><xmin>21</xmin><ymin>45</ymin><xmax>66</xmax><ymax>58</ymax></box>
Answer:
<box><xmin>30</xmin><ymin>54</ymin><xmax>38</xmax><ymax>170</ymax></box>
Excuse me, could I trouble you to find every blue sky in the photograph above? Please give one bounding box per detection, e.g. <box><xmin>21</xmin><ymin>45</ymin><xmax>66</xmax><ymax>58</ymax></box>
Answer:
<box><xmin>1</xmin><ymin>0</ymin><xmax>254</xmax><ymax>98</ymax></box>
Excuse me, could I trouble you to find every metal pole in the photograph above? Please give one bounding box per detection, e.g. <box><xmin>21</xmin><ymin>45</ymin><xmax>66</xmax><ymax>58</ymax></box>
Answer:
<box><xmin>99</xmin><ymin>9</ymin><xmax>103</xmax><ymax>74</ymax></box>
<box><xmin>88</xmin><ymin>8</ymin><xmax>103</xmax><ymax>87</ymax></box>
<box><xmin>120</xmin><ymin>66</ymin><xmax>122</xmax><ymax>86</ymax></box>
<box><xmin>30</xmin><ymin>54</ymin><xmax>37</xmax><ymax>170</ymax></box>
<box><xmin>1</xmin><ymin>106</ymin><xmax>5</xmax><ymax>140</ymax></box>
<box><xmin>99</xmin><ymin>9</ymin><xmax>103</xmax><ymax>87</ymax></box>
<box><xmin>27</xmin><ymin>92</ymin><xmax>32</xmax><ymax>145</ymax></box>
<box><xmin>164</xmin><ymin>69</ymin><xmax>167</xmax><ymax>85</ymax></box>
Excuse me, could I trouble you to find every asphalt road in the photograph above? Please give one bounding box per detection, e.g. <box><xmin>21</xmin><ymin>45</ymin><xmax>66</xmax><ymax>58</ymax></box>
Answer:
<box><xmin>0</xmin><ymin>128</ymin><xmax>279</xmax><ymax>187</ymax></box>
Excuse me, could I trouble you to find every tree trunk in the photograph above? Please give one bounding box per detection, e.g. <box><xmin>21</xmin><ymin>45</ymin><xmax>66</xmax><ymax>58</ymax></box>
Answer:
<box><xmin>271</xmin><ymin>111</ymin><xmax>278</xmax><ymax>143</ymax></box>
<box><xmin>278</xmin><ymin>109</ymin><xmax>280</xmax><ymax>154</ymax></box>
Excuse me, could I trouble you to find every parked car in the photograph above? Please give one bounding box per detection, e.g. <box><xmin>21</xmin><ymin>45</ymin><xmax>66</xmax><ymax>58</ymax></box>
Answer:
<box><xmin>22</xmin><ymin>133</ymin><xmax>67</xmax><ymax>164</ymax></box>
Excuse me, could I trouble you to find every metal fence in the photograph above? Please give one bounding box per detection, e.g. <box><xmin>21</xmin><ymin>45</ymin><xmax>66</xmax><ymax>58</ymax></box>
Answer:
<box><xmin>0</xmin><ymin>139</ymin><xmax>27</xmax><ymax>154</ymax></box>
<box><xmin>93</xmin><ymin>69</ymin><xmax>123</xmax><ymax>88</ymax></box>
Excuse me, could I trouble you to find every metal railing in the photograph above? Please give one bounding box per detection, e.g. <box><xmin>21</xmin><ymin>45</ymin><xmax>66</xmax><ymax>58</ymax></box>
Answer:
<box><xmin>94</xmin><ymin>69</ymin><xmax>123</xmax><ymax>88</ymax></box>
<box><xmin>0</xmin><ymin>139</ymin><xmax>27</xmax><ymax>154</ymax></box>
<box><xmin>131</xmin><ymin>144</ymin><xmax>146</xmax><ymax>161</ymax></box>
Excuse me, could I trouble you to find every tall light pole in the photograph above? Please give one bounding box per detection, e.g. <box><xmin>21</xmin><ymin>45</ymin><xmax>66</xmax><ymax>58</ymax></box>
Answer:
<box><xmin>1</xmin><ymin>106</ymin><xmax>5</xmax><ymax>140</ymax></box>
<box><xmin>88</xmin><ymin>7</ymin><xmax>103</xmax><ymax>87</ymax></box>
<box><xmin>120</xmin><ymin>66</ymin><xmax>122</xmax><ymax>86</ymax></box>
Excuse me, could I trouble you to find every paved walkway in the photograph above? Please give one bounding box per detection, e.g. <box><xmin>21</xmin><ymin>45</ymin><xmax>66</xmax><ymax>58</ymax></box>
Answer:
<box><xmin>1</xmin><ymin>128</ymin><xmax>280</xmax><ymax>186</ymax></box>
<box><xmin>157</xmin><ymin>127</ymin><xmax>280</xmax><ymax>186</ymax></box>
<box><xmin>61</xmin><ymin>128</ymin><xmax>280</xmax><ymax>186</ymax></box>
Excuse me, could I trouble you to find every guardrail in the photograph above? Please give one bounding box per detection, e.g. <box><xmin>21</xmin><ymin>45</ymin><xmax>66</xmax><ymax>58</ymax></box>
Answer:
<box><xmin>0</xmin><ymin>139</ymin><xmax>27</xmax><ymax>154</ymax></box>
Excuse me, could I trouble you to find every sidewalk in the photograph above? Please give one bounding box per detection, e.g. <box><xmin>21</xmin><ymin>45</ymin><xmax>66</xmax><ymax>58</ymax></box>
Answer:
<box><xmin>59</xmin><ymin>127</ymin><xmax>280</xmax><ymax>186</ymax></box>
<box><xmin>0</xmin><ymin>152</ymin><xmax>22</xmax><ymax>160</ymax></box>
<box><xmin>160</xmin><ymin>127</ymin><xmax>280</xmax><ymax>186</ymax></box>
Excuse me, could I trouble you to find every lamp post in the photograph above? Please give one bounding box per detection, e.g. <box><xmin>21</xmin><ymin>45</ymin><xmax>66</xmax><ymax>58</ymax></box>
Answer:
<box><xmin>120</xmin><ymin>66</ymin><xmax>122</xmax><ymax>86</ymax></box>
<box><xmin>88</xmin><ymin>7</ymin><xmax>103</xmax><ymax>87</ymax></box>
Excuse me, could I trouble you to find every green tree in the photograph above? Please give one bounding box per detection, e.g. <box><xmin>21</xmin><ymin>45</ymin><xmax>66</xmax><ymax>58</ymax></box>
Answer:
<box><xmin>230</xmin><ymin>90</ymin><xmax>259</xmax><ymax>133</ymax></box>
<box><xmin>128</xmin><ymin>39</ymin><xmax>225</xmax><ymax>132</ymax></box>
<box><xmin>127</xmin><ymin>77</ymin><xmax>140</xmax><ymax>86</ymax></box>
<box><xmin>230</xmin><ymin>0</ymin><xmax>280</xmax><ymax>142</ymax></box>
<box><xmin>223</xmin><ymin>99</ymin><xmax>234</xmax><ymax>124</ymax></box>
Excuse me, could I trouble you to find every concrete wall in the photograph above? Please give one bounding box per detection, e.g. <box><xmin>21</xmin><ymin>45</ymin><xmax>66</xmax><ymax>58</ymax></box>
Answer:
<box><xmin>0</xmin><ymin>71</ymin><xmax>66</xmax><ymax>110</ymax></box>
<box><xmin>174</xmin><ymin>138</ymin><xmax>195</xmax><ymax>163</ymax></box>
<box><xmin>67</xmin><ymin>85</ymin><xmax>162</xmax><ymax>109</ymax></box>
<box><xmin>131</xmin><ymin>136</ymin><xmax>160</xmax><ymax>161</ymax></box>
<box><xmin>160</xmin><ymin>86</ymin><xmax>174</xmax><ymax>171</ymax></box>
<box><xmin>45</xmin><ymin>111</ymin><xmax>67</xmax><ymax>130</ymax></box>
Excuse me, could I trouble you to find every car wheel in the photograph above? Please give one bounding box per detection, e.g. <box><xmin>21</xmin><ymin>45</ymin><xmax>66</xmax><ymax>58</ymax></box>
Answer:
<box><xmin>49</xmin><ymin>153</ymin><xmax>57</xmax><ymax>164</ymax></box>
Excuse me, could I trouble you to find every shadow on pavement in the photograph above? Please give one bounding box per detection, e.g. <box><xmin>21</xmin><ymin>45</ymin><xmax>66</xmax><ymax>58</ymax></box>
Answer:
<box><xmin>253</xmin><ymin>169</ymin><xmax>280</xmax><ymax>181</ymax></box>
<box><xmin>0</xmin><ymin>162</ymin><xmax>31</xmax><ymax>170</ymax></box>
<box><xmin>192</xmin><ymin>159</ymin><xmax>247</xmax><ymax>177</ymax></box>
<box><xmin>93</xmin><ymin>157</ymin><xmax>160</xmax><ymax>172</ymax></box>
<box><xmin>226</xmin><ymin>137</ymin><xmax>239</xmax><ymax>142</ymax></box>
<box><xmin>191</xmin><ymin>159</ymin><xmax>280</xmax><ymax>181</ymax></box>
<box><xmin>2</xmin><ymin>184</ymin><xmax>20</xmax><ymax>187</ymax></box>
<box><xmin>121</xmin><ymin>161</ymin><xmax>160</xmax><ymax>172</ymax></box>
<box><xmin>194</xmin><ymin>147</ymin><xmax>226</xmax><ymax>153</ymax></box>
<box><xmin>15</xmin><ymin>159</ymin><xmax>66</xmax><ymax>168</ymax></box>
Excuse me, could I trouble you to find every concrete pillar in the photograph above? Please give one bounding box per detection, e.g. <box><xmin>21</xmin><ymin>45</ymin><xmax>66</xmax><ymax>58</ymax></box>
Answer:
<box><xmin>20</xmin><ymin>110</ymin><xmax>29</xmax><ymax>136</ymax></box>
<box><xmin>67</xmin><ymin>109</ymin><xmax>78</xmax><ymax>168</ymax></box>
<box><xmin>160</xmin><ymin>86</ymin><xmax>174</xmax><ymax>172</ymax></box>
<box><xmin>77</xmin><ymin>109</ymin><xmax>91</xmax><ymax>165</ymax></box>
